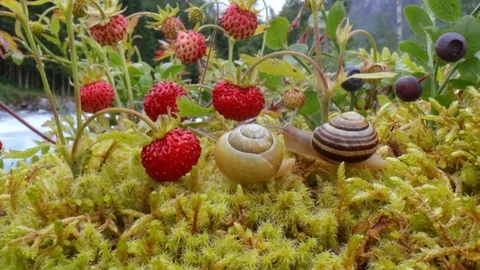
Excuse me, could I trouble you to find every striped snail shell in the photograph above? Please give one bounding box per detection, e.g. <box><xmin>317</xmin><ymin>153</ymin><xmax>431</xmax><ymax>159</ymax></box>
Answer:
<box><xmin>281</xmin><ymin>111</ymin><xmax>386</xmax><ymax>170</ymax></box>
<box><xmin>214</xmin><ymin>124</ymin><xmax>295</xmax><ymax>184</ymax></box>
<box><xmin>312</xmin><ymin>111</ymin><xmax>379</xmax><ymax>163</ymax></box>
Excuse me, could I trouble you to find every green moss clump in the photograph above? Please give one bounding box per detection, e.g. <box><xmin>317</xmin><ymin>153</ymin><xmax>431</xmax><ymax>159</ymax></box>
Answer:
<box><xmin>2</xmin><ymin>88</ymin><xmax>480</xmax><ymax>269</ymax></box>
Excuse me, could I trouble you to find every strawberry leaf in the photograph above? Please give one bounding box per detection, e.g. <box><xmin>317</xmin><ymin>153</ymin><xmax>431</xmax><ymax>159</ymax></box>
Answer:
<box><xmin>326</xmin><ymin>1</ymin><xmax>345</xmax><ymax>39</ymax></box>
<box><xmin>4</xmin><ymin>144</ymin><xmax>51</xmax><ymax>159</ymax></box>
<box><xmin>176</xmin><ymin>96</ymin><xmax>213</xmax><ymax>118</ymax></box>
<box><xmin>240</xmin><ymin>54</ymin><xmax>306</xmax><ymax>80</ymax></box>
<box><xmin>298</xmin><ymin>90</ymin><xmax>320</xmax><ymax>115</ymax></box>
<box><xmin>265</xmin><ymin>17</ymin><xmax>289</xmax><ymax>50</ymax></box>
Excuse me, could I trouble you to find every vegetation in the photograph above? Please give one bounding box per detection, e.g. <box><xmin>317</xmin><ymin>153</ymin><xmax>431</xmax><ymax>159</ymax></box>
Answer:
<box><xmin>0</xmin><ymin>0</ymin><xmax>479</xmax><ymax>269</ymax></box>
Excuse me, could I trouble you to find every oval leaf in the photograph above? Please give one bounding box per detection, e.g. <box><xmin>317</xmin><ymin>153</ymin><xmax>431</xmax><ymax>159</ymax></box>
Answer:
<box><xmin>241</xmin><ymin>54</ymin><xmax>306</xmax><ymax>80</ymax></box>
<box><xmin>266</xmin><ymin>17</ymin><xmax>289</xmax><ymax>50</ymax></box>
<box><xmin>4</xmin><ymin>144</ymin><xmax>51</xmax><ymax>159</ymax></box>
<box><xmin>176</xmin><ymin>96</ymin><xmax>213</xmax><ymax>118</ymax></box>
<box><xmin>404</xmin><ymin>5</ymin><xmax>433</xmax><ymax>38</ymax></box>
<box><xmin>326</xmin><ymin>1</ymin><xmax>345</xmax><ymax>39</ymax></box>
<box><xmin>399</xmin><ymin>40</ymin><xmax>428</xmax><ymax>63</ymax></box>
<box><xmin>453</xmin><ymin>16</ymin><xmax>480</xmax><ymax>60</ymax></box>
<box><xmin>427</xmin><ymin>0</ymin><xmax>461</xmax><ymax>22</ymax></box>
<box><xmin>50</xmin><ymin>14</ymin><xmax>60</xmax><ymax>35</ymax></box>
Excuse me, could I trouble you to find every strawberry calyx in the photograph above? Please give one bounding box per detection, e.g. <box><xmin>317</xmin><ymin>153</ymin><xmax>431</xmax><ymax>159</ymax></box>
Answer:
<box><xmin>150</xmin><ymin>113</ymin><xmax>181</xmax><ymax>141</ymax></box>
<box><xmin>148</xmin><ymin>4</ymin><xmax>182</xmax><ymax>29</ymax></box>
<box><xmin>228</xmin><ymin>0</ymin><xmax>260</xmax><ymax>15</ymax></box>
<box><xmin>223</xmin><ymin>65</ymin><xmax>258</xmax><ymax>89</ymax></box>
<box><xmin>84</xmin><ymin>0</ymin><xmax>126</xmax><ymax>28</ymax></box>
<box><xmin>79</xmin><ymin>65</ymin><xmax>106</xmax><ymax>85</ymax></box>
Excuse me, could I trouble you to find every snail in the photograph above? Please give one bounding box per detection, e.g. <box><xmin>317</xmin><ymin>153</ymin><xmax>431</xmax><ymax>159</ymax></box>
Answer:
<box><xmin>280</xmin><ymin>111</ymin><xmax>387</xmax><ymax>170</ymax></box>
<box><xmin>214</xmin><ymin>124</ymin><xmax>295</xmax><ymax>184</ymax></box>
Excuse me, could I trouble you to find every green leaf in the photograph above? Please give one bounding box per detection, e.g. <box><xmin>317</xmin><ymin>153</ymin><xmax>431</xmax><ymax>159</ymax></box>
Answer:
<box><xmin>96</xmin><ymin>131</ymin><xmax>150</xmax><ymax>146</ymax></box>
<box><xmin>326</xmin><ymin>1</ymin><xmax>345</xmax><ymax>39</ymax></box>
<box><xmin>4</xmin><ymin>144</ymin><xmax>51</xmax><ymax>159</ymax></box>
<box><xmin>157</xmin><ymin>63</ymin><xmax>185</xmax><ymax>80</ymax></box>
<box><xmin>138</xmin><ymin>75</ymin><xmax>154</xmax><ymax>94</ymax></box>
<box><xmin>28</xmin><ymin>0</ymin><xmax>50</xmax><ymax>5</ymax></box>
<box><xmin>434</xmin><ymin>94</ymin><xmax>454</xmax><ymax>108</ymax></box>
<box><xmin>50</xmin><ymin>14</ymin><xmax>60</xmax><ymax>35</ymax></box>
<box><xmin>258</xmin><ymin>73</ymin><xmax>283</xmax><ymax>92</ymax></box>
<box><xmin>427</xmin><ymin>0</ymin><xmax>461</xmax><ymax>22</ymax></box>
<box><xmin>453</xmin><ymin>16</ymin><xmax>480</xmax><ymax>60</ymax></box>
<box><xmin>458</xmin><ymin>57</ymin><xmax>480</xmax><ymax>82</ymax></box>
<box><xmin>399</xmin><ymin>40</ymin><xmax>428</xmax><ymax>63</ymax></box>
<box><xmin>448</xmin><ymin>79</ymin><xmax>477</xmax><ymax>89</ymax></box>
<box><xmin>265</xmin><ymin>17</ymin><xmax>289</xmax><ymax>50</ymax></box>
<box><xmin>108</xmin><ymin>51</ymin><xmax>122</xmax><ymax>67</ymax></box>
<box><xmin>307</xmin><ymin>12</ymin><xmax>327</xmax><ymax>29</ymax></box>
<box><xmin>11</xmin><ymin>50</ymin><xmax>24</xmax><ymax>65</ymax></box>
<box><xmin>240</xmin><ymin>54</ymin><xmax>306</xmax><ymax>80</ymax></box>
<box><xmin>298</xmin><ymin>90</ymin><xmax>320</xmax><ymax>115</ymax></box>
<box><xmin>176</xmin><ymin>96</ymin><xmax>213</xmax><ymax>118</ymax></box>
<box><xmin>283</xmin><ymin>43</ymin><xmax>308</xmax><ymax>64</ymax></box>
<box><xmin>404</xmin><ymin>5</ymin><xmax>433</xmax><ymax>38</ymax></box>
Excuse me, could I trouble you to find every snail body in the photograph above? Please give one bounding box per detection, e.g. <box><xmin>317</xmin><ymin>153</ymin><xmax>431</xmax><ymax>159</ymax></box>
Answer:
<box><xmin>281</xmin><ymin>112</ymin><xmax>386</xmax><ymax>170</ymax></box>
<box><xmin>214</xmin><ymin>124</ymin><xmax>295</xmax><ymax>184</ymax></box>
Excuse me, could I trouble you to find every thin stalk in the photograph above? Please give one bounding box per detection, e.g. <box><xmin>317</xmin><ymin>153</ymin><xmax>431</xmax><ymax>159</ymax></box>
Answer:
<box><xmin>34</xmin><ymin>37</ymin><xmax>72</xmax><ymax>66</ymax></box>
<box><xmin>431</xmin><ymin>59</ymin><xmax>440</xmax><ymax>97</ymax></box>
<box><xmin>198</xmin><ymin>24</ymin><xmax>229</xmax><ymax>38</ymax></box>
<box><xmin>471</xmin><ymin>3</ymin><xmax>480</xmax><ymax>16</ymax></box>
<box><xmin>349</xmin><ymin>29</ymin><xmax>377</xmax><ymax>62</ymax></box>
<box><xmin>118</xmin><ymin>43</ymin><xmax>135</xmax><ymax>111</ymax></box>
<box><xmin>292</xmin><ymin>55</ymin><xmax>313</xmax><ymax>74</ymax></box>
<box><xmin>19</xmin><ymin>0</ymin><xmax>66</xmax><ymax>145</ymax></box>
<box><xmin>38</xmin><ymin>6</ymin><xmax>57</xmax><ymax>22</ymax></box>
<box><xmin>88</xmin><ymin>0</ymin><xmax>107</xmax><ymax>20</ymax></box>
<box><xmin>349</xmin><ymin>91</ymin><xmax>356</xmax><ymax>111</ymax></box>
<box><xmin>102</xmin><ymin>52</ymin><xmax>123</xmax><ymax>107</ymax></box>
<box><xmin>126</xmin><ymin>12</ymin><xmax>155</xmax><ymax>20</ymax></box>
<box><xmin>0</xmin><ymin>101</ymin><xmax>56</xmax><ymax>144</ymax></box>
<box><xmin>71</xmin><ymin>108</ymin><xmax>159</xmax><ymax>159</ymax></box>
<box><xmin>321</xmin><ymin>98</ymin><xmax>329</xmax><ymax>124</ymax></box>
<box><xmin>0</xmin><ymin>11</ymin><xmax>16</xmax><ymax>19</ymax></box>
<box><xmin>260</xmin><ymin>0</ymin><xmax>269</xmax><ymax>56</ymax></box>
<box><xmin>65</xmin><ymin>7</ymin><xmax>83</xmax><ymax>132</ymax></box>
<box><xmin>200</xmin><ymin>1</ymin><xmax>229</xmax><ymax>9</ymax></box>
<box><xmin>438</xmin><ymin>62</ymin><xmax>462</xmax><ymax>95</ymax></box>
<box><xmin>333</xmin><ymin>44</ymin><xmax>346</xmax><ymax>82</ymax></box>
<box><xmin>311</xmin><ymin>0</ymin><xmax>324</xmax><ymax>72</ymax></box>
<box><xmin>228</xmin><ymin>37</ymin><xmax>235</xmax><ymax>62</ymax></box>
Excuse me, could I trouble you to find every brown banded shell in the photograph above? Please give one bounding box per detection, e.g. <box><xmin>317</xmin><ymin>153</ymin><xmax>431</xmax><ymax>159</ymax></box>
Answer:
<box><xmin>311</xmin><ymin>112</ymin><xmax>379</xmax><ymax>163</ymax></box>
<box><xmin>214</xmin><ymin>124</ymin><xmax>284</xmax><ymax>184</ymax></box>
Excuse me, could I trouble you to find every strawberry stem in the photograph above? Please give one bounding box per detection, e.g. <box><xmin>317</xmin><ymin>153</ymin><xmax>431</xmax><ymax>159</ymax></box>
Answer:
<box><xmin>71</xmin><ymin>108</ymin><xmax>159</xmax><ymax>164</ymax></box>
<box><xmin>88</xmin><ymin>0</ymin><xmax>107</xmax><ymax>20</ymax></box>
<box><xmin>118</xmin><ymin>43</ymin><xmax>136</xmax><ymax>112</ymax></box>
<box><xmin>348</xmin><ymin>30</ymin><xmax>378</xmax><ymax>63</ymax></box>
<box><xmin>126</xmin><ymin>12</ymin><xmax>155</xmax><ymax>20</ymax></box>
<box><xmin>0</xmin><ymin>101</ymin><xmax>56</xmax><ymax>144</ymax></box>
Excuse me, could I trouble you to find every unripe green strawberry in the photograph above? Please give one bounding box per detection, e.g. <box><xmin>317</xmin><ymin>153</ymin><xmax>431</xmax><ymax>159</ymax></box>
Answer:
<box><xmin>282</xmin><ymin>89</ymin><xmax>305</xmax><ymax>110</ymax></box>
<box><xmin>72</xmin><ymin>0</ymin><xmax>88</xmax><ymax>18</ymax></box>
<box><xmin>187</xmin><ymin>7</ymin><xmax>206</xmax><ymax>24</ymax></box>
<box><xmin>30</xmin><ymin>22</ymin><xmax>45</xmax><ymax>37</ymax></box>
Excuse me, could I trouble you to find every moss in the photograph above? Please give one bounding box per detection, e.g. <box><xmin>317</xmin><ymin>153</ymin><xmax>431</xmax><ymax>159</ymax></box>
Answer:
<box><xmin>2</xmin><ymin>88</ymin><xmax>480</xmax><ymax>268</ymax></box>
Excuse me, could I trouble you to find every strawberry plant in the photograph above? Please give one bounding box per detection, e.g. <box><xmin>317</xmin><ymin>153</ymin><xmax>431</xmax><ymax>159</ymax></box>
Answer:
<box><xmin>0</xmin><ymin>0</ymin><xmax>479</xmax><ymax>268</ymax></box>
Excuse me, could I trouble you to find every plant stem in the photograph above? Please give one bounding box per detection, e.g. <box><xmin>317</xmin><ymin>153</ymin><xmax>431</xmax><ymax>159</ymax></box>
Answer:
<box><xmin>228</xmin><ymin>37</ymin><xmax>235</xmax><ymax>62</ymax></box>
<box><xmin>438</xmin><ymin>61</ymin><xmax>462</xmax><ymax>95</ymax></box>
<box><xmin>349</xmin><ymin>30</ymin><xmax>378</xmax><ymax>62</ymax></box>
<box><xmin>333</xmin><ymin>44</ymin><xmax>346</xmax><ymax>82</ymax></box>
<box><xmin>349</xmin><ymin>91</ymin><xmax>356</xmax><ymax>111</ymax></box>
<box><xmin>65</xmin><ymin>3</ymin><xmax>83</xmax><ymax>132</ymax></box>
<box><xmin>38</xmin><ymin>6</ymin><xmax>57</xmax><ymax>22</ymax></box>
<box><xmin>0</xmin><ymin>101</ymin><xmax>56</xmax><ymax>144</ymax></box>
<box><xmin>471</xmin><ymin>3</ymin><xmax>480</xmax><ymax>16</ymax></box>
<box><xmin>19</xmin><ymin>0</ymin><xmax>66</xmax><ymax>145</ymax></box>
<box><xmin>311</xmin><ymin>0</ymin><xmax>324</xmax><ymax>73</ymax></box>
<box><xmin>71</xmin><ymin>108</ymin><xmax>159</xmax><ymax>159</ymax></box>
<box><xmin>260</xmin><ymin>0</ymin><xmax>269</xmax><ymax>56</ymax></box>
<box><xmin>321</xmin><ymin>98</ymin><xmax>329</xmax><ymax>124</ymax></box>
<box><xmin>0</xmin><ymin>11</ymin><xmax>16</xmax><ymax>19</ymax></box>
<box><xmin>102</xmin><ymin>52</ymin><xmax>123</xmax><ymax>108</ymax></box>
<box><xmin>431</xmin><ymin>59</ymin><xmax>440</xmax><ymax>97</ymax></box>
<box><xmin>198</xmin><ymin>24</ymin><xmax>229</xmax><ymax>38</ymax></box>
<box><xmin>126</xmin><ymin>12</ymin><xmax>155</xmax><ymax>20</ymax></box>
<box><xmin>291</xmin><ymin>55</ymin><xmax>313</xmax><ymax>74</ymax></box>
<box><xmin>118</xmin><ymin>43</ymin><xmax>135</xmax><ymax>111</ymax></box>
<box><xmin>88</xmin><ymin>0</ymin><xmax>107</xmax><ymax>20</ymax></box>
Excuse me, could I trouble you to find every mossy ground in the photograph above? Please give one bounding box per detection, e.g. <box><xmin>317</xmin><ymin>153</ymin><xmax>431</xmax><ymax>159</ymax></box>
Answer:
<box><xmin>1</xmin><ymin>88</ymin><xmax>480</xmax><ymax>269</ymax></box>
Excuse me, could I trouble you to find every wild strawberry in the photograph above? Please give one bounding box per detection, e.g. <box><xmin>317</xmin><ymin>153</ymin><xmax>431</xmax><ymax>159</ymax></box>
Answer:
<box><xmin>282</xmin><ymin>89</ymin><xmax>305</xmax><ymax>110</ymax></box>
<box><xmin>80</xmin><ymin>80</ymin><xmax>115</xmax><ymax>113</ymax></box>
<box><xmin>90</xmin><ymin>15</ymin><xmax>128</xmax><ymax>46</ymax></box>
<box><xmin>143</xmin><ymin>81</ymin><xmax>187</xmax><ymax>121</ymax></box>
<box><xmin>30</xmin><ymin>21</ymin><xmax>45</xmax><ymax>37</ymax></box>
<box><xmin>73</xmin><ymin>0</ymin><xmax>88</xmax><ymax>18</ymax></box>
<box><xmin>141</xmin><ymin>128</ymin><xmax>201</xmax><ymax>182</ymax></box>
<box><xmin>174</xmin><ymin>31</ymin><xmax>207</xmax><ymax>64</ymax></box>
<box><xmin>212</xmin><ymin>81</ymin><xmax>265</xmax><ymax>122</ymax></box>
<box><xmin>160</xmin><ymin>17</ymin><xmax>185</xmax><ymax>40</ymax></box>
<box><xmin>222</xmin><ymin>4</ymin><xmax>258</xmax><ymax>40</ymax></box>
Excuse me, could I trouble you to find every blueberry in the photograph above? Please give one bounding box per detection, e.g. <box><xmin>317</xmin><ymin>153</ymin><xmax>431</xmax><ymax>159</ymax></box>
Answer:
<box><xmin>435</xmin><ymin>32</ymin><xmax>467</xmax><ymax>63</ymax></box>
<box><xmin>341</xmin><ymin>66</ymin><xmax>364</xmax><ymax>92</ymax></box>
<box><xmin>395</xmin><ymin>76</ymin><xmax>423</xmax><ymax>102</ymax></box>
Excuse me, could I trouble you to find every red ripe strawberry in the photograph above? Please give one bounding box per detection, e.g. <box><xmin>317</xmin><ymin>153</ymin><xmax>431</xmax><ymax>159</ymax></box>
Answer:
<box><xmin>161</xmin><ymin>17</ymin><xmax>185</xmax><ymax>40</ymax></box>
<box><xmin>141</xmin><ymin>128</ymin><xmax>201</xmax><ymax>182</ymax></box>
<box><xmin>174</xmin><ymin>31</ymin><xmax>207</xmax><ymax>64</ymax></box>
<box><xmin>90</xmin><ymin>15</ymin><xmax>128</xmax><ymax>46</ymax></box>
<box><xmin>80</xmin><ymin>80</ymin><xmax>115</xmax><ymax>113</ymax></box>
<box><xmin>143</xmin><ymin>81</ymin><xmax>187</xmax><ymax>121</ymax></box>
<box><xmin>212</xmin><ymin>81</ymin><xmax>265</xmax><ymax>121</ymax></box>
<box><xmin>222</xmin><ymin>5</ymin><xmax>258</xmax><ymax>40</ymax></box>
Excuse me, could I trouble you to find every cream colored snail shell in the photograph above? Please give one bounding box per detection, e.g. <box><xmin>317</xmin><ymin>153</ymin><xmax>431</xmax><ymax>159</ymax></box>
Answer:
<box><xmin>281</xmin><ymin>111</ymin><xmax>386</xmax><ymax>170</ymax></box>
<box><xmin>214</xmin><ymin>124</ymin><xmax>295</xmax><ymax>184</ymax></box>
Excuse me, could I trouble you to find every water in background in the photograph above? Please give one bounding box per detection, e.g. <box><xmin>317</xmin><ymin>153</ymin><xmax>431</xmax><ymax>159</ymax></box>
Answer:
<box><xmin>0</xmin><ymin>111</ymin><xmax>53</xmax><ymax>173</ymax></box>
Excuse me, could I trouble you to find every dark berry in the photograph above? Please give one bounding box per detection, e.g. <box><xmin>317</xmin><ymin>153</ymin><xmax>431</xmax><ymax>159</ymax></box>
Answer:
<box><xmin>435</xmin><ymin>32</ymin><xmax>467</xmax><ymax>63</ymax></box>
<box><xmin>341</xmin><ymin>66</ymin><xmax>364</xmax><ymax>92</ymax></box>
<box><xmin>395</xmin><ymin>76</ymin><xmax>423</xmax><ymax>102</ymax></box>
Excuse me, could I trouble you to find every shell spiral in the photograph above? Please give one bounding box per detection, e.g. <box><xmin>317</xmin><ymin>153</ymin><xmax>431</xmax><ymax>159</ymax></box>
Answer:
<box><xmin>311</xmin><ymin>111</ymin><xmax>379</xmax><ymax>163</ymax></box>
<box><xmin>214</xmin><ymin>124</ymin><xmax>283</xmax><ymax>184</ymax></box>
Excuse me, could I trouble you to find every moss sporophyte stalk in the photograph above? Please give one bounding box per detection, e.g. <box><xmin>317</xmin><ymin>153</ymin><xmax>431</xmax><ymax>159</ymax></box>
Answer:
<box><xmin>1</xmin><ymin>0</ymin><xmax>480</xmax><ymax>268</ymax></box>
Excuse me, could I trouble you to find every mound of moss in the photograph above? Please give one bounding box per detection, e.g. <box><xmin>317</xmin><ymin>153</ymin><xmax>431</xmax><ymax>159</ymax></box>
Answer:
<box><xmin>2</xmin><ymin>88</ymin><xmax>480</xmax><ymax>269</ymax></box>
